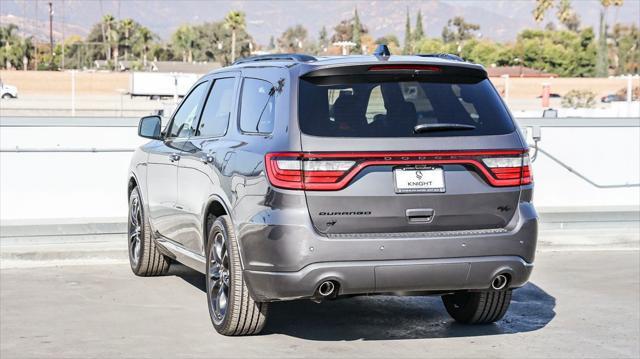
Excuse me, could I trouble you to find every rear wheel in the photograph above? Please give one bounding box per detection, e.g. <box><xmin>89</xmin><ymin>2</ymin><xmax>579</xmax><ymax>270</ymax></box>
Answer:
<box><xmin>2</xmin><ymin>93</ymin><xmax>13</xmax><ymax>99</ymax></box>
<box><xmin>442</xmin><ymin>290</ymin><xmax>512</xmax><ymax>324</ymax></box>
<box><xmin>128</xmin><ymin>187</ymin><xmax>170</xmax><ymax>276</ymax></box>
<box><xmin>206</xmin><ymin>215</ymin><xmax>268</xmax><ymax>336</ymax></box>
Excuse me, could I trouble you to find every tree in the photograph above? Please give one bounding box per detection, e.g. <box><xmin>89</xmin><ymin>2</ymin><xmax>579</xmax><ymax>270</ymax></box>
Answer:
<box><xmin>515</xmin><ymin>28</ymin><xmax>597</xmax><ymax>76</ymax></box>
<box><xmin>278</xmin><ymin>25</ymin><xmax>307</xmax><ymax>53</ymax></box>
<box><xmin>533</xmin><ymin>0</ymin><xmax>554</xmax><ymax>23</ymax></box>
<box><xmin>557</xmin><ymin>0</ymin><xmax>580</xmax><ymax>32</ymax></box>
<box><xmin>596</xmin><ymin>0</ymin><xmax>624</xmax><ymax>76</ymax></box>
<box><xmin>611</xmin><ymin>23</ymin><xmax>640</xmax><ymax>74</ymax></box>
<box><xmin>415</xmin><ymin>38</ymin><xmax>449</xmax><ymax>54</ymax></box>
<box><xmin>133</xmin><ymin>26</ymin><xmax>156</xmax><ymax>68</ymax></box>
<box><xmin>442</xmin><ymin>16</ymin><xmax>480</xmax><ymax>48</ymax></box>
<box><xmin>352</xmin><ymin>8</ymin><xmax>362</xmax><ymax>54</ymax></box>
<box><xmin>318</xmin><ymin>26</ymin><xmax>329</xmax><ymax>53</ymax></box>
<box><xmin>102</xmin><ymin>14</ymin><xmax>117</xmax><ymax>62</ymax></box>
<box><xmin>331</xmin><ymin>15</ymin><xmax>367</xmax><ymax>43</ymax></box>
<box><xmin>267</xmin><ymin>36</ymin><xmax>276</xmax><ymax>51</ymax></box>
<box><xmin>414</xmin><ymin>10</ymin><xmax>425</xmax><ymax>43</ymax></box>
<box><xmin>0</xmin><ymin>24</ymin><xmax>34</xmax><ymax>70</ymax></box>
<box><xmin>190</xmin><ymin>20</ymin><xmax>252</xmax><ymax>65</ymax></box>
<box><xmin>172</xmin><ymin>25</ymin><xmax>196</xmax><ymax>62</ymax></box>
<box><xmin>403</xmin><ymin>9</ymin><xmax>412</xmax><ymax>54</ymax></box>
<box><xmin>224</xmin><ymin>11</ymin><xmax>246</xmax><ymax>63</ymax></box>
<box><xmin>0</xmin><ymin>24</ymin><xmax>19</xmax><ymax>69</ymax></box>
<box><xmin>120</xmin><ymin>18</ymin><xmax>135</xmax><ymax>61</ymax></box>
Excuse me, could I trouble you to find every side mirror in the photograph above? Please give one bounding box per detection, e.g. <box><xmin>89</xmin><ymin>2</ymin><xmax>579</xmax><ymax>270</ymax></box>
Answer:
<box><xmin>138</xmin><ymin>115</ymin><xmax>163</xmax><ymax>140</ymax></box>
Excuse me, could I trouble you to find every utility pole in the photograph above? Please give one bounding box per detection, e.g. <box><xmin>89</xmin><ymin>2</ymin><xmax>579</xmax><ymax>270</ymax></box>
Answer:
<box><xmin>61</xmin><ymin>0</ymin><xmax>65</xmax><ymax>70</ymax></box>
<box><xmin>34</xmin><ymin>0</ymin><xmax>39</xmax><ymax>70</ymax></box>
<box><xmin>48</xmin><ymin>2</ymin><xmax>54</xmax><ymax>69</ymax></box>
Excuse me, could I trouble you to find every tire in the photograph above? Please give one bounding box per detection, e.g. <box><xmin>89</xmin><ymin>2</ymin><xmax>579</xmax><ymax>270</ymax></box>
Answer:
<box><xmin>128</xmin><ymin>186</ymin><xmax>170</xmax><ymax>276</ymax></box>
<box><xmin>206</xmin><ymin>215</ymin><xmax>268</xmax><ymax>336</ymax></box>
<box><xmin>442</xmin><ymin>289</ymin><xmax>512</xmax><ymax>324</ymax></box>
<box><xmin>2</xmin><ymin>93</ymin><xmax>13</xmax><ymax>99</ymax></box>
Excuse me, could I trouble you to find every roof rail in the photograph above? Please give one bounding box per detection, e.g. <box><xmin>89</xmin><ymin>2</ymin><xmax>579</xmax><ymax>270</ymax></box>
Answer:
<box><xmin>233</xmin><ymin>53</ymin><xmax>317</xmax><ymax>65</ymax></box>
<box><xmin>417</xmin><ymin>53</ymin><xmax>465</xmax><ymax>62</ymax></box>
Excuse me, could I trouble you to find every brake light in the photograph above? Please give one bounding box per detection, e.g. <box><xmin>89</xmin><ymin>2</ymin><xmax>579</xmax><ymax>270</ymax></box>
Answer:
<box><xmin>368</xmin><ymin>65</ymin><xmax>442</xmax><ymax>72</ymax></box>
<box><xmin>265</xmin><ymin>151</ymin><xmax>532</xmax><ymax>191</ymax></box>
<box><xmin>265</xmin><ymin>153</ymin><xmax>356</xmax><ymax>190</ymax></box>
<box><xmin>482</xmin><ymin>153</ymin><xmax>532</xmax><ymax>186</ymax></box>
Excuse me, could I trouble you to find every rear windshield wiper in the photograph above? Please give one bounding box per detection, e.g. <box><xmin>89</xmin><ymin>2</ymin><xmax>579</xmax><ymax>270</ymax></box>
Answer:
<box><xmin>413</xmin><ymin>123</ymin><xmax>476</xmax><ymax>133</ymax></box>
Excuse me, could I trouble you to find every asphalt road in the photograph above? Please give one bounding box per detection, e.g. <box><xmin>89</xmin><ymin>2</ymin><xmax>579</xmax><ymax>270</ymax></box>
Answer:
<box><xmin>1</xmin><ymin>250</ymin><xmax>639</xmax><ymax>358</ymax></box>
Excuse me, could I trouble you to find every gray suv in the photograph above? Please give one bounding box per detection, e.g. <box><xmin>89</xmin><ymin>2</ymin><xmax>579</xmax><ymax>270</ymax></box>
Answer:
<box><xmin>128</xmin><ymin>50</ymin><xmax>537</xmax><ymax>336</ymax></box>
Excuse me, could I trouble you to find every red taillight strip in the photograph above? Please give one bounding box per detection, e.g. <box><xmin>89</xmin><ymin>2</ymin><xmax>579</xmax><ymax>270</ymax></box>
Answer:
<box><xmin>265</xmin><ymin>150</ymin><xmax>530</xmax><ymax>190</ymax></box>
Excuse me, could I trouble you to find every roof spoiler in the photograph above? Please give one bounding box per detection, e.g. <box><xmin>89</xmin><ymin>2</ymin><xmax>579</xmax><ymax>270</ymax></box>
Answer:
<box><xmin>233</xmin><ymin>54</ymin><xmax>317</xmax><ymax>65</ymax></box>
<box><xmin>301</xmin><ymin>62</ymin><xmax>487</xmax><ymax>79</ymax></box>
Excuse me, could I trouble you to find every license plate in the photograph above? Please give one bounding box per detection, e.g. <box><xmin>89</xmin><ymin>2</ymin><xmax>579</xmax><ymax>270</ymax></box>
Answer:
<box><xmin>394</xmin><ymin>167</ymin><xmax>445</xmax><ymax>193</ymax></box>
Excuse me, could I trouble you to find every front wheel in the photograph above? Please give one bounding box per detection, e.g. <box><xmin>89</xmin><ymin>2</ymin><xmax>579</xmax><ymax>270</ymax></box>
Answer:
<box><xmin>206</xmin><ymin>215</ymin><xmax>268</xmax><ymax>336</ymax></box>
<box><xmin>128</xmin><ymin>187</ymin><xmax>170</xmax><ymax>276</ymax></box>
<box><xmin>442</xmin><ymin>290</ymin><xmax>512</xmax><ymax>324</ymax></box>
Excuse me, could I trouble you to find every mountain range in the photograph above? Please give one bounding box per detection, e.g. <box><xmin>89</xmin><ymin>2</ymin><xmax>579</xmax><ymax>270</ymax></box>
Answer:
<box><xmin>1</xmin><ymin>0</ymin><xmax>639</xmax><ymax>45</ymax></box>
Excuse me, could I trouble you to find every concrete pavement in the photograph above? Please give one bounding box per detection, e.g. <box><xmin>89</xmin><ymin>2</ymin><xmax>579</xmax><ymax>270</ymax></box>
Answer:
<box><xmin>1</xmin><ymin>250</ymin><xmax>638</xmax><ymax>358</ymax></box>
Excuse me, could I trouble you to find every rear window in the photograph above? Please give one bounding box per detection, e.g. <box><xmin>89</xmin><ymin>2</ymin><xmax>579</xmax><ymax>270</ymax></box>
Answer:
<box><xmin>299</xmin><ymin>76</ymin><xmax>515</xmax><ymax>137</ymax></box>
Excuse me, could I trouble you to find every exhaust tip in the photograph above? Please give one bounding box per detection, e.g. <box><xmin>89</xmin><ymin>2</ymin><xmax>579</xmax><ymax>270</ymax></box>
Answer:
<box><xmin>317</xmin><ymin>280</ymin><xmax>336</xmax><ymax>297</ymax></box>
<box><xmin>491</xmin><ymin>274</ymin><xmax>509</xmax><ymax>290</ymax></box>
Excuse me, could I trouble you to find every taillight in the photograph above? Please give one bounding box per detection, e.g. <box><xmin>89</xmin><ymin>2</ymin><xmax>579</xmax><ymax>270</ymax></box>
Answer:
<box><xmin>482</xmin><ymin>153</ymin><xmax>532</xmax><ymax>186</ymax></box>
<box><xmin>265</xmin><ymin>151</ymin><xmax>532</xmax><ymax>191</ymax></box>
<box><xmin>265</xmin><ymin>153</ymin><xmax>356</xmax><ymax>190</ymax></box>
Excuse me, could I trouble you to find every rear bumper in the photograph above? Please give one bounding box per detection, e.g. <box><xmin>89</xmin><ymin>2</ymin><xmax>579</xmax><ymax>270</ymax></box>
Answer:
<box><xmin>244</xmin><ymin>255</ymin><xmax>533</xmax><ymax>301</ymax></box>
<box><xmin>237</xmin><ymin>201</ymin><xmax>537</xmax><ymax>301</ymax></box>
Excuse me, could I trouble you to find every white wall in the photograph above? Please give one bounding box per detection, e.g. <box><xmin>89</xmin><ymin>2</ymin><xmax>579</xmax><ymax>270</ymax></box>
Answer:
<box><xmin>1</xmin><ymin>125</ymin><xmax>639</xmax><ymax>223</ymax></box>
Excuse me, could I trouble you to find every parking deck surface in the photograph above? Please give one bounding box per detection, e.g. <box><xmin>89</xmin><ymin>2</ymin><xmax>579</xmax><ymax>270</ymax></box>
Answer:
<box><xmin>1</xmin><ymin>250</ymin><xmax>639</xmax><ymax>358</ymax></box>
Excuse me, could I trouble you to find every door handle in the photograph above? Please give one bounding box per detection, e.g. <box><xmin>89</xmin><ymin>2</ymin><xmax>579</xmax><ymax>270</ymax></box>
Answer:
<box><xmin>406</xmin><ymin>208</ymin><xmax>434</xmax><ymax>223</ymax></box>
<box><xmin>169</xmin><ymin>153</ymin><xmax>181</xmax><ymax>162</ymax></box>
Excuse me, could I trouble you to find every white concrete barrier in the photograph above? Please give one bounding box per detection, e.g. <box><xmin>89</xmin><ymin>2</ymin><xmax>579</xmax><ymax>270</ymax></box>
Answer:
<box><xmin>1</xmin><ymin>117</ymin><xmax>639</xmax><ymax>226</ymax></box>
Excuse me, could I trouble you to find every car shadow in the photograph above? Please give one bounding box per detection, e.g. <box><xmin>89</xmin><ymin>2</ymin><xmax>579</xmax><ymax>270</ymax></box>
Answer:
<box><xmin>169</xmin><ymin>264</ymin><xmax>556</xmax><ymax>341</ymax></box>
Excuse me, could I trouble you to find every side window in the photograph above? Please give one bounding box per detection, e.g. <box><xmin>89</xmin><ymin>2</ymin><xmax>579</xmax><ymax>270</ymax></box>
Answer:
<box><xmin>197</xmin><ymin>78</ymin><xmax>237</xmax><ymax>137</ymax></box>
<box><xmin>239</xmin><ymin>78</ymin><xmax>275</xmax><ymax>134</ymax></box>
<box><xmin>167</xmin><ymin>82</ymin><xmax>208</xmax><ymax>138</ymax></box>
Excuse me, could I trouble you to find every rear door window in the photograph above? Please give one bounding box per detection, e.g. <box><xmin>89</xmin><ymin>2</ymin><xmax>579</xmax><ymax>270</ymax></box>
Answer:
<box><xmin>197</xmin><ymin>78</ymin><xmax>237</xmax><ymax>137</ymax></box>
<box><xmin>299</xmin><ymin>77</ymin><xmax>514</xmax><ymax>137</ymax></box>
<box><xmin>239</xmin><ymin>78</ymin><xmax>275</xmax><ymax>134</ymax></box>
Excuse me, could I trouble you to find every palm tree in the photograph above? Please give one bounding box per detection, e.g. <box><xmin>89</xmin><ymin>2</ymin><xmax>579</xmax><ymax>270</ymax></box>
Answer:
<box><xmin>533</xmin><ymin>0</ymin><xmax>554</xmax><ymax>23</ymax></box>
<box><xmin>224</xmin><ymin>11</ymin><xmax>246</xmax><ymax>63</ymax></box>
<box><xmin>1</xmin><ymin>24</ymin><xmax>19</xmax><ymax>69</ymax></box>
<box><xmin>120</xmin><ymin>18</ymin><xmax>135</xmax><ymax>61</ymax></box>
<box><xmin>101</xmin><ymin>14</ymin><xmax>116</xmax><ymax>61</ymax></box>
<box><xmin>134</xmin><ymin>27</ymin><xmax>156</xmax><ymax>68</ymax></box>
<box><xmin>596</xmin><ymin>0</ymin><xmax>624</xmax><ymax>76</ymax></box>
<box><xmin>172</xmin><ymin>25</ymin><xmax>196</xmax><ymax>62</ymax></box>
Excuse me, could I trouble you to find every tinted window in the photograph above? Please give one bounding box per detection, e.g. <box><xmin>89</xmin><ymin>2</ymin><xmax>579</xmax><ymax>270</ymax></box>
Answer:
<box><xmin>168</xmin><ymin>82</ymin><xmax>207</xmax><ymax>138</ymax></box>
<box><xmin>299</xmin><ymin>77</ymin><xmax>514</xmax><ymax>137</ymax></box>
<box><xmin>197</xmin><ymin>78</ymin><xmax>236</xmax><ymax>137</ymax></box>
<box><xmin>239</xmin><ymin>78</ymin><xmax>275</xmax><ymax>133</ymax></box>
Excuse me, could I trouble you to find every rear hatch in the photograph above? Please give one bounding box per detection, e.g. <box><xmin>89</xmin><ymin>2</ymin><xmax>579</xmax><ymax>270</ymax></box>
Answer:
<box><xmin>267</xmin><ymin>63</ymin><xmax>531</xmax><ymax>234</ymax></box>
